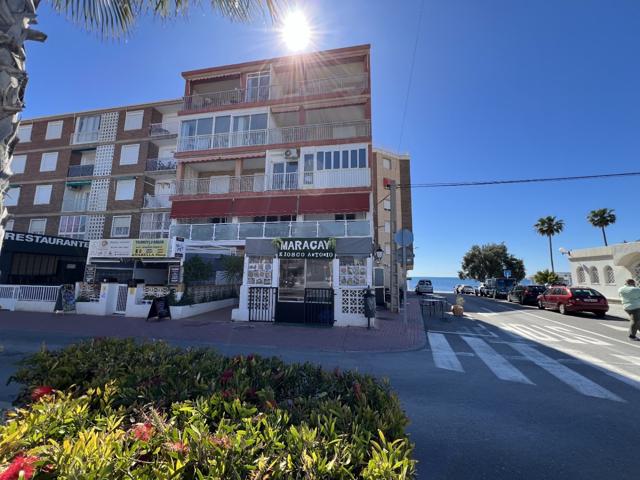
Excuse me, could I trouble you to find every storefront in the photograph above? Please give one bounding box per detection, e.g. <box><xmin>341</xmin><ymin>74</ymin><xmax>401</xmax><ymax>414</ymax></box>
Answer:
<box><xmin>232</xmin><ymin>237</ymin><xmax>374</xmax><ymax>327</ymax></box>
<box><xmin>0</xmin><ymin>231</ymin><xmax>89</xmax><ymax>285</ymax></box>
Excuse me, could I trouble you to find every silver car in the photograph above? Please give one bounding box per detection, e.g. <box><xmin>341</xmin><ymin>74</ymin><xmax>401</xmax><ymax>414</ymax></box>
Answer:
<box><xmin>415</xmin><ymin>279</ymin><xmax>434</xmax><ymax>295</ymax></box>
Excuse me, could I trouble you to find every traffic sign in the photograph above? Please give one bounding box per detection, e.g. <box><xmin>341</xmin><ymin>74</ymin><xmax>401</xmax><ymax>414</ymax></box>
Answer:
<box><xmin>504</xmin><ymin>270</ymin><xmax>512</xmax><ymax>278</ymax></box>
<box><xmin>394</xmin><ymin>229</ymin><xmax>414</xmax><ymax>247</ymax></box>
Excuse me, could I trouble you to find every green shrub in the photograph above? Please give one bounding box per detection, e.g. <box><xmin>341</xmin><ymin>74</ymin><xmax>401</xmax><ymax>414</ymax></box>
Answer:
<box><xmin>2</xmin><ymin>339</ymin><xmax>416</xmax><ymax>479</ymax></box>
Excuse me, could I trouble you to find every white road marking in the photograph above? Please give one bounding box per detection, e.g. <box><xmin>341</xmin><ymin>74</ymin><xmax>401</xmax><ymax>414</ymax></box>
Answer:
<box><xmin>501</xmin><ymin>324</ymin><xmax>562</xmax><ymax>342</ymax></box>
<box><xmin>462</xmin><ymin>336</ymin><xmax>533</xmax><ymax>384</ymax></box>
<box><xmin>510</xmin><ymin>343</ymin><xmax>623</xmax><ymax>402</ymax></box>
<box><xmin>473</xmin><ymin>322</ymin><xmax>499</xmax><ymax>338</ymax></box>
<box><xmin>562</xmin><ymin>349</ymin><xmax>640</xmax><ymax>392</ymax></box>
<box><xmin>612</xmin><ymin>354</ymin><xmax>640</xmax><ymax>366</ymax></box>
<box><xmin>427</xmin><ymin>332</ymin><xmax>464</xmax><ymax>372</ymax></box>
<box><xmin>602</xmin><ymin>324</ymin><xmax>629</xmax><ymax>332</ymax></box>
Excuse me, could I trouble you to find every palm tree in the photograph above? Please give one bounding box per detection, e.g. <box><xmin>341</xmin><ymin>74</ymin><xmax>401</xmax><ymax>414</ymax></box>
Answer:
<box><xmin>0</xmin><ymin>0</ymin><xmax>281</xmax><ymax>250</ymax></box>
<box><xmin>534</xmin><ymin>216</ymin><xmax>564</xmax><ymax>273</ymax></box>
<box><xmin>587</xmin><ymin>208</ymin><xmax>616</xmax><ymax>246</ymax></box>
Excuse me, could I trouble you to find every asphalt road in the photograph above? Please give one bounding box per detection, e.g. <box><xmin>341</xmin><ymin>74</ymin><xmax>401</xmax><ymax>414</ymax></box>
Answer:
<box><xmin>1</xmin><ymin>294</ymin><xmax>639</xmax><ymax>479</ymax></box>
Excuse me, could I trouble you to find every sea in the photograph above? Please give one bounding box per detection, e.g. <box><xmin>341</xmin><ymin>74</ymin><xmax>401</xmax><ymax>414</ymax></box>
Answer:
<box><xmin>407</xmin><ymin>276</ymin><xmax>531</xmax><ymax>293</ymax></box>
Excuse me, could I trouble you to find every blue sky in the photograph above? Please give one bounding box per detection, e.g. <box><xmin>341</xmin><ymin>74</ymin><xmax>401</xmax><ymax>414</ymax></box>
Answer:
<box><xmin>24</xmin><ymin>0</ymin><xmax>640</xmax><ymax>276</ymax></box>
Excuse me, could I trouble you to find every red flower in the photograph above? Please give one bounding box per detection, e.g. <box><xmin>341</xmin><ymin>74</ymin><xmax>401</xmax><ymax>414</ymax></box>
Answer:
<box><xmin>166</xmin><ymin>441</ymin><xmax>189</xmax><ymax>455</ymax></box>
<box><xmin>219</xmin><ymin>368</ymin><xmax>234</xmax><ymax>385</ymax></box>
<box><xmin>30</xmin><ymin>386</ymin><xmax>54</xmax><ymax>402</ymax></box>
<box><xmin>210</xmin><ymin>435</ymin><xmax>231</xmax><ymax>449</ymax></box>
<box><xmin>222</xmin><ymin>389</ymin><xmax>234</xmax><ymax>400</ymax></box>
<box><xmin>132</xmin><ymin>423</ymin><xmax>154</xmax><ymax>442</ymax></box>
<box><xmin>0</xmin><ymin>455</ymin><xmax>38</xmax><ymax>480</ymax></box>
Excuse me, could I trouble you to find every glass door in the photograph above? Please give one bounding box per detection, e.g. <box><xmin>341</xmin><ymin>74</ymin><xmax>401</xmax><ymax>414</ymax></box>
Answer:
<box><xmin>272</xmin><ymin>161</ymin><xmax>298</xmax><ymax>190</ymax></box>
<box><xmin>246</xmin><ymin>72</ymin><xmax>270</xmax><ymax>102</ymax></box>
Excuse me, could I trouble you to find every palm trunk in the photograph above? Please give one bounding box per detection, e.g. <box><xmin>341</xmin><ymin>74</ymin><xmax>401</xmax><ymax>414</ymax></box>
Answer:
<box><xmin>601</xmin><ymin>227</ymin><xmax>608</xmax><ymax>246</ymax></box>
<box><xmin>548</xmin><ymin>235</ymin><xmax>555</xmax><ymax>273</ymax></box>
<box><xmin>0</xmin><ymin>0</ymin><xmax>46</xmax><ymax>251</ymax></box>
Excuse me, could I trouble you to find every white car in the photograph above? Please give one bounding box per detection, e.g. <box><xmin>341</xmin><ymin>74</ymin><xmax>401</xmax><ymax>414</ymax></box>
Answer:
<box><xmin>415</xmin><ymin>279</ymin><xmax>433</xmax><ymax>295</ymax></box>
<box><xmin>461</xmin><ymin>285</ymin><xmax>476</xmax><ymax>294</ymax></box>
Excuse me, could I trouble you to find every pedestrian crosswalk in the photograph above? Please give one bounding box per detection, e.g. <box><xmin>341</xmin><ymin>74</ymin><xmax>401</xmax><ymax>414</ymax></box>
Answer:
<box><xmin>425</xmin><ymin>332</ymin><xmax>639</xmax><ymax>402</ymax></box>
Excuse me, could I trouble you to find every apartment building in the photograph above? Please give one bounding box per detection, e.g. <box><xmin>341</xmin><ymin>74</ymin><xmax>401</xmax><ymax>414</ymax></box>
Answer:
<box><xmin>371</xmin><ymin>147</ymin><xmax>413</xmax><ymax>297</ymax></box>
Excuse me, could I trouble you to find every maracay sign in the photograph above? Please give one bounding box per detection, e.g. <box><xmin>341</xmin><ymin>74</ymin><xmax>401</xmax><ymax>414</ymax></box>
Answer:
<box><xmin>277</xmin><ymin>238</ymin><xmax>335</xmax><ymax>259</ymax></box>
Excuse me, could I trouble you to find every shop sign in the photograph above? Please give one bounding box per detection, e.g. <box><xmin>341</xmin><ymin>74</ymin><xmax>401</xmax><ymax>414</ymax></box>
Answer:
<box><xmin>276</xmin><ymin>238</ymin><xmax>335</xmax><ymax>259</ymax></box>
<box><xmin>169</xmin><ymin>237</ymin><xmax>186</xmax><ymax>258</ymax></box>
<box><xmin>132</xmin><ymin>239</ymin><xmax>168</xmax><ymax>258</ymax></box>
<box><xmin>88</xmin><ymin>239</ymin><xmax>133</xmax><ymax>258</ymax></box>
<box><xmin>168</xmin><ymin>265</ymin><xmax>182</xmax><ymax>284</ymax></box>
<box><xmin>84</xmin><ymin>265</ymin><xmax>97</xmax><ymax>283</ymax></box>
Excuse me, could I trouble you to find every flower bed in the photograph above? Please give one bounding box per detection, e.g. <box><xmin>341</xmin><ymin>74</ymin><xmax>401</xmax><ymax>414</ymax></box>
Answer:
<box><xmin>1</xmin><ymin>339</ymin><xmax>415</xmax><ymax>479</ymax></box>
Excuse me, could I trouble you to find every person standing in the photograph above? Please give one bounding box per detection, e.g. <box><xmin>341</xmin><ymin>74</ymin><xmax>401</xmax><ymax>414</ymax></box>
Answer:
<box><xmin>618</xmin><ymin>279</ymin><xmax>640</xmax><ymax>341</ymax></box>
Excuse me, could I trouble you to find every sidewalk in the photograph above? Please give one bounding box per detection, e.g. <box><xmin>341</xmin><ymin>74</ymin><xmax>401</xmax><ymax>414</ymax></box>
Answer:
<box><xmin>0</xmin><ymin>298</ymin><xmax>425</xmax><ymax>353</ymax></box>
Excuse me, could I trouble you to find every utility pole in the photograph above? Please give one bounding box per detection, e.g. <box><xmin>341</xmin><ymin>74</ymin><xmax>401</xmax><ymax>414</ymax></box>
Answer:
<box><xmin>389</xmin><ymin>181</ymin><xmax>398</xmax><ymax>313</ymax></box>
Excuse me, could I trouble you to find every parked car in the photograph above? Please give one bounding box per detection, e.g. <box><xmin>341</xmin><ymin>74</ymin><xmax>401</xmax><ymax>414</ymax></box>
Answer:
<box><xmin>537</xmin><ymin>286</ymin><xmax>608</xmax><ymax>318</ymax></box>
<box><xmin>461</xmin><ymin>285</ymin><xmax>476</xmax><ymax>294</ymax></box>
<box><xmin>415</xmin><ymin>279</ymin><xmax>434</xmax><ymax>295</ymax></box>
<box><xmin>475</xmin><ymin>283</ymin><xmax>486</xmax><ymax>296</ymax></box>
<box><xmin>484</xmin><ymin>277</ymin><xmax>517</xmax><ymax>299</ymax></box>
<box><xmin>507</xmin><ymin>285</ymin><xmax>546</xmax><ymax>305</ymax></box>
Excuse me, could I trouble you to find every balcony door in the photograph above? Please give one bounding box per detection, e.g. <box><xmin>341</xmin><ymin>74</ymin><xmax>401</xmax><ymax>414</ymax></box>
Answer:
<box><xmin>232</xmin><ymin>113</ymin><xmax>267</xmax><ymax>147</ymax></box>
<box><xmin>272</xmin><ymin>161</ymin><xmax>298</xmax><ymax>190</ymax></box>
<box><xmin>246</xmin><ymin>72</ymin><xmax>270</xmax><ymax>102</ymax></box>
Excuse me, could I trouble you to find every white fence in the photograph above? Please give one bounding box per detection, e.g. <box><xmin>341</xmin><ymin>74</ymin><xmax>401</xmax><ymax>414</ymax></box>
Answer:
<box><xmin>0</xmin><ymin>285</ymin><xmax>61</xmax><ymax>312</ymax></box>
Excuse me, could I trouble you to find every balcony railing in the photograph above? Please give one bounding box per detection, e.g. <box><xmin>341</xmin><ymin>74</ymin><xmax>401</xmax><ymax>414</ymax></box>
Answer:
<box><xmin>174</xmin><ymin>168</ymin><xmax>371</xmax><ymax>196</ymax></box>
<box><xmin>143</xmin><ymin>194</ymin><xmax>172</xmax><ymax>209</ymax></box>
<box><xmin>67</xmin><ymin>164</ymin><xmax>94</xmax><ymax>177</ymax></box>
<box><xmin>170</xmin><ymin>220</ymin><xmax>371</xmax><ymax>241</ymax></box>
<box><xmin>177</xmin><ymin>120</ymin><xmax>371</xmax><ymax>153</ymax></box>
<box><xmin>149</xmin><ymin>121</ymin><xmax>179</xmax><ymax>137</ymax></box>
<box><xmin>145</xmin><ymin>157</ymin><xmax>177</xmax><ymax>172</ymax></box>
<box><xmin>71</xmin><ymin>130</ymin><xmax>99</xmax><ymax>144</ymax></box>
<box><xmin>61</xmin><ymin>194</ymin><xmax>89</xmax><ymax>212</ymax></box>
<box><xmin>182</xmin><ymin>73</ymin><xmax>369</xmax><ymax>111</ymax></box>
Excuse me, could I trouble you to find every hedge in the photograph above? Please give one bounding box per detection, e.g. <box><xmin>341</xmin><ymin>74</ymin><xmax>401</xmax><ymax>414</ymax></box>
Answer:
<box><xmin>0</xmin><ymin>339</ymin><xmax>416</xmax><ymax>479</ymax></box>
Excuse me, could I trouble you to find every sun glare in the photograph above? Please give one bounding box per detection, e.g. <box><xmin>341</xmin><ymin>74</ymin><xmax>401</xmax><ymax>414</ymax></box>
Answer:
<box><xmin>280</xmin><ymin>11</ymin><xmax>311</xmax><ymax>52</ymax></box>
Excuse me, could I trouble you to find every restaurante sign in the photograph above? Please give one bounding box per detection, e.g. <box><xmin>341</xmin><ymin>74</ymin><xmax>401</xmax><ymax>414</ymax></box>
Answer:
<box><xmin>277</xmin><ymin>238</ymin><xmax>335</xmax><ymax>259</ymax></box>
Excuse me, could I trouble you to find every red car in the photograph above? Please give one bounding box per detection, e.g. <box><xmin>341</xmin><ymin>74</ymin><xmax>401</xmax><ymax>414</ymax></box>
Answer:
<box><xmin>537</xmin><ymin>286</ymin><xmax>608</xmax><ymax>318</ymax></box>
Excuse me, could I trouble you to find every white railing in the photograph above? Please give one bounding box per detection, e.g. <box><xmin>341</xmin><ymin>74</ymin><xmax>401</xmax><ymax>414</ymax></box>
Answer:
<box><xmin>61</xmin><ymin>193</ymin><xmax>89</xmax><ymax>212</ymax></box>
<box><xmin>182</xmin><ymin>73</ymin><xmax>368</xmax><ymax>111</ymax></box>
<box><xmin>177</xmin><ymin>120</ymin><xmax>371</xmax><ymax>153</ymax></box>
<box><xmin>175</xmin><ymin>168</ymin><xmax>370</xmax><ymax>196</ymax></box>
<box><xmin>170</xmin><ymin>220</ymin><xmax>371</xmax><ymax>241</ymax></box>
<box><xmin>71</xmin><ymin>131</ymin><xmax>99</xmax><ymax>144</ymax></box>
<box><xmin>143</xmin><ymin>194</ymin><xmax>172</xmax><ymax>209</ymax></box>
<box><xmin>145</xmin><ymin>157</ymin><xmax>177</xmax><ymax>172</ymax></box>
<box><xmin>0</xmin><ymin>285</ymin><xmax>61</xmax><ymax>302</ymax></box>
<box><xmin>149</xmin><ymin>121</ymin><xmax>179</xmax><ymax>137</ymax></box>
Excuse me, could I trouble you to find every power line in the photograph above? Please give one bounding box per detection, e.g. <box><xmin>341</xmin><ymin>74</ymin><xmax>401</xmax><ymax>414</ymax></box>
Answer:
<box><xmin>399</xmin><ymin>171</ymin><xmax>640</xmax><ymax>189</ymax></box>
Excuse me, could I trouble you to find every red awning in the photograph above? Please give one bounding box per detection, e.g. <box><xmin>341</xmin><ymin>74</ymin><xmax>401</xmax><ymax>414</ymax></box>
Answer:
<box><xmin>171</xmin><ymin>199</ymin><xmax>233</xmax><ymax>218</ymax></box>
<box><xmin>232</xmin><ymin>196</ymin><xmax>297</xmax><ymax>216</ymax></box>
<box><xmin>298</xmin><ymin>192</ymin><xmax>369</xmax><ymax>214</ymax></box>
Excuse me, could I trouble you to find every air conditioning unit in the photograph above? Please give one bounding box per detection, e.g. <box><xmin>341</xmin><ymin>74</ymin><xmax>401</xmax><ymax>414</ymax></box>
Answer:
<box><xmin>284</xmin><ymin>148</ymin><xmax>299</xmax><ymax>159</ymax></box>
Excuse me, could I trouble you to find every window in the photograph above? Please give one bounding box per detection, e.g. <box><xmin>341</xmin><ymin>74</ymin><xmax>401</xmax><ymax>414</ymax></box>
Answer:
<box><xmin>28</xmin><ymin>219</ymin><xmax>47</xmax><ymax>235</ymax></box>
<box><xmin>111</xmin><ymin>216</ymin><xmax>131</xmax><ymax>237</ymax></box>
<box><xmin>604</xmin><ymin>266</ymin><xmax>615</xmax><ymax>284</ymax></box>
<box><xmin>246</xmin><ymin>71</ymin><xmax>270</xmax><ymax>102</ymax></box>
<box><xmin>385</xmin><ymin>244</ymin><xmax>391</xmax><ymax>255</ymax></box>
<box><xmin>576</xmin><ymin>267</ymin><xmax>586</xmax><ymax>284</ymax></box>
<box><xmin>384</xmin><ymin>221</ymin><xmax>391</xmax><ymax>233</ymax></box>
<box><xmin>58</xmin><ymin>215</ymin><xmax>87</xmax><ymax>238</ymax></box>
<box><xmin>124</xmin><ymin>110</ymin><xmax>144</xmax><ymax>130</ymax></box>
<box><xmin>140</xmin><ymin>212</ymin><xmax>171</xmax><ymax>239</ymax></box>
<box><xmin>115</xmin><ymin>179</ymin><xmax>136</xmax><ymax>200</ymax></box>
<box><xmin>5</xmin><ymin>187</ymin><xmax>20</xmax><ymax>206</ymax></box>
<box><xmin>589</xmin><ymin>266</ymin><xmax>600</xmax><ymax>284</ymax></box>
<box><xmin>383</xmin><ymin>158</ymin><xmax>391</xmax><ymax>170</ymax></box>
<box><xmin>316</xmin><ymin>147</ymin><xmax>367</xmax><ymax>171</ymax></box>
<box><xmin>34</xmin><ymin>185</ymin><xmax>52</xmax><ymax>205</ymax></box>
<box><xmin>5</xmin><ymin>219</ymin><xmax>14</xmax><ymax>231</ymax></box>
<box><xmin>17</xmin><ymin>124</ymin><xmax>32</xmax><ymax>142</ymax></box>
<box><xmin>11</xmin><ymin>155</ymin><xmax>26</xmax><ymax>174</ymax></box>
<box><xmin>383</xmin><ymin>199</ymin><xmax>391</xmax><ymax>211</ymax></box>
<box><xmin>120</xmin><ymin>144</ymin><xmax>140</xmax><ymax>165</ymax></box>
<box><xmin>45</xmin><ymin>120</ymin><xmax>63</xmax><ymax>139</ymax></box>
<box><xmin>335</xmin><ymin>213</ymin><xmax>356</xmax><ymax>221</ymax></box>
<box><xmin>76</xmin><ymin>114</ymin><xmax>101</xmax><ymax>133</ymax></box>
<box><xmin>40</xmin><ymin>152</ymin><xmax>58</xmax><ymax>172</ymax></box>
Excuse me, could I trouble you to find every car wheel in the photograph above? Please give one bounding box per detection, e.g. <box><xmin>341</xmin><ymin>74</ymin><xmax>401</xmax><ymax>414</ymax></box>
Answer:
<box><xmin>594</xmin><ymin>311</ymin><xmax>606</xmax><ymax>319</ymax></box>
<box><xmin>538</xmin><ymin>300</ymin><xmax>545</xmax><ymax>310</ymax></box>
<box><xmin>559</xmin><ymin>304</ymin><xmax>568</xmax><ymax>315</ymax></box>
<box><xmin>519</xmin><ymin>297</ymin><xmax>525</xmax><ymax>305</ymax></box>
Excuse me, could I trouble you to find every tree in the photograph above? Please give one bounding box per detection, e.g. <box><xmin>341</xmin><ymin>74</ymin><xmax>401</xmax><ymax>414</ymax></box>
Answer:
<box><xmin>459</xmin><ymin>243</ymin><xmax>526</xmax><ymax>282</ymax></box>
<box><xmin>534</xmin><ymin>216</ymin><xmax>564</xmax><ymax>273</ymax></box>
<box><xmin>587</xmin><ymin>208</ymin><xmax>616</xmax><ymax>246</ymax></box>
<box><xmin>533</xmin><ymin>269</ymin><xmax>560</xmax><ymax>285</ymax></box>
<box><xmin>183</xmin><ymin>255</ymin><xmax>214</xmax><ymax>284</ymax></box>
<box><xmin>0</xmin><ymin>1</ymin><xmax>281</xmax><ymax>251</ymax></box>
<box><xmin>220</xmin><ymin>255</ymin><xmax>244</xmax><ymax>295</ymax></box>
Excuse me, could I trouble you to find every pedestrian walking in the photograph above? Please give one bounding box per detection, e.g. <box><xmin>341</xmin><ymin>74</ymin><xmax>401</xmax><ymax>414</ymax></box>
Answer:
<box><xmin>618</xmin><ymin>279</ymin><xmax>640</xmax><ymax>341</ymax></box>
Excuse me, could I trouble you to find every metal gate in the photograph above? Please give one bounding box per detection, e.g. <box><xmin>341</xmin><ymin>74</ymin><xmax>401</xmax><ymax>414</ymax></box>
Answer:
<box><xmin>248</xmin><ymin>286</ymin><xmax>277</xmax><ymax>322</ymax></box>
<box><xmin>115</xmin><ymin>284</ymin><xmax>128</xmax><ymax>314</ymax></box>
<box><xmin>304</xmin><ymin>288</ymin><xmax>334</xmax><ymax>325</ymax></box>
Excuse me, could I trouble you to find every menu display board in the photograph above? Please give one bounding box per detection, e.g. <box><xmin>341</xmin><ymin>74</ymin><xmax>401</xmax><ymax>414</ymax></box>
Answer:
<box><xmin>247</xmin><ymin>257</ymin><xmax>273</xmax><ymax>286</ymax></box>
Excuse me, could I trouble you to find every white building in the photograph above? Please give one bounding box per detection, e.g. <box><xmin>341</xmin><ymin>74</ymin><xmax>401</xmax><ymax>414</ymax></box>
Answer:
<box><xmin>567</xmin><ymin>241</ymin><xmax>640</xmax><ymax>301</ymax></box>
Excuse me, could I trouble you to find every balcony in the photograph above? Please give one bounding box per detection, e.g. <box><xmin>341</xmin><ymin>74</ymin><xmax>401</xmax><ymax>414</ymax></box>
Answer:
<box><xmin>149</xmin><ymin>121</ymin><xmax>179</xmax><ymax>137</ymax></box>
<box><xmin>182</xmin><ymin>73</ymin><xmax>368</xmax><ymax>112</ymax></box>
<box><xmin>177</xmin><ymin>120</ymin><xmax>371</xmax><ymax>153</ymax></box>
<box><xmin>67</xmin><ymin>164</ymin><xmax>94</xmax><ymax>177</ymax></box>
<box><xmin>71</xmin><ymin>131</ymin><xmax>99</xmax><ymax>144</ymax></box>
<box><xmin>170</xmin><ymin>220</ymin><xmax>371</xmax><ymax>241</ymax></box>
<box><xmin>61</xmin><ymin>194</ymin><xmax>89</xmax><ymax>213</ymax></box>
<box><xmin>143</xmin><ymin>194</ymin><xmax>172</xmax><ymax>209</ymax></box>
<box><xmin>145</xmin><ymin>157</ymin><xmax>177</xmax><ymax>173</ymax></box>
<box><xmin>174</xmin><ymin>168</ymin><xmax>370</xmax><ymax>196</ymax></box>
